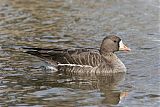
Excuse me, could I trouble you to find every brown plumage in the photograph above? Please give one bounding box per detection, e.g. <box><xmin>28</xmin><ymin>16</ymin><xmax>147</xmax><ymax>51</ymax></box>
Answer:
<box><xmin>23</xmin><ymin>35</ymin><xmax>131</xmax><ymax>73</ymax></box>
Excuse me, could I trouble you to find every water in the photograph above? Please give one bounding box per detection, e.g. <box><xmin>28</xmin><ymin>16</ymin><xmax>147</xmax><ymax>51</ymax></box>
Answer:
<box><xmin>0</xmin><ymin>0</ymin><xmax>159</xmax><ymax>106</ymax></box>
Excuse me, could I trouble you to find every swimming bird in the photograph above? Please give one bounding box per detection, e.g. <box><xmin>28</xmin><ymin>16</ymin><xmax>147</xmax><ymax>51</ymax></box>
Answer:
<box><xmin>23</xmin><ymin>35</ymin><xmax>131</xmax><ymax>73</ymax></box>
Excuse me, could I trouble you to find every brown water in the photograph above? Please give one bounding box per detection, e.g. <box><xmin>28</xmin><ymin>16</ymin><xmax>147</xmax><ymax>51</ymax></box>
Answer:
<box><xmin>0</xmin><ymin>0</ymin><xmax>159</xmax><ymax>107</ymax></box>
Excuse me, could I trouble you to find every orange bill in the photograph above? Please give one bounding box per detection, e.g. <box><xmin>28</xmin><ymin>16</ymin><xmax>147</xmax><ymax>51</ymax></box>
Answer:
<box><xmin>119</xmin><ymin>40</ymin><xmax>131</xmax><ymax>51</ymax></box>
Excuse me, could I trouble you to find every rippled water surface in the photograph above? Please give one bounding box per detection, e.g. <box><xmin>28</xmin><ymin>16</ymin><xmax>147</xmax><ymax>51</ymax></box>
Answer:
<box><xmin>0</xmin><ymin>0</ymin><xmax>159</xmax><ymax>107</ymax></box>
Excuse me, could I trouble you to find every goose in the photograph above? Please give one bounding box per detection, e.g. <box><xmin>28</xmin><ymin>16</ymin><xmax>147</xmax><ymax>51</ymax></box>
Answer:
<box><xmin>23</xmin><ymin>35</ymin><xmax>131</xmax><ymax>73</ymax></box>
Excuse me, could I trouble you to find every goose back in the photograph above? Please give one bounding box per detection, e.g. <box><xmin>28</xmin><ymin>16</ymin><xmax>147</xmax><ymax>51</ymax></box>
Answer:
<box><xmin>24</xmin><ymin>47</ymin><xmax>103</xmax><ymax>67</ymax></box>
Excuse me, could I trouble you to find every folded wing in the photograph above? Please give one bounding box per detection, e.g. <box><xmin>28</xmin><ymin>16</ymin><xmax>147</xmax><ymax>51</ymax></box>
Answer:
<box><xmin>23</xmin><ymin>47</ymin><xmax>102</xmax><ymax>67</ymax></box>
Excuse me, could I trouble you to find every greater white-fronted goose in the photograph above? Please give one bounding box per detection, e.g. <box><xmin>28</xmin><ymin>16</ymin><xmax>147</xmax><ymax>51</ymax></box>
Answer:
<box><xmin>23</xmin><ymin>35</ymin><xmax>131</xmax><ymax>73</ymax></box>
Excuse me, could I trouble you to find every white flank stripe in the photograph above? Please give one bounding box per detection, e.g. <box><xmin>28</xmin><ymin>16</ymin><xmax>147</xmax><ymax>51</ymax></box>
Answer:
<box><xmin>58</xmin><ymin>64</ymin><xmax>92</xmax><ymax>68</ymax></box>
<box><xmin>47</xmin><ymin>66</ymin><xmax>58</xmax><ymax>71</ymax></box>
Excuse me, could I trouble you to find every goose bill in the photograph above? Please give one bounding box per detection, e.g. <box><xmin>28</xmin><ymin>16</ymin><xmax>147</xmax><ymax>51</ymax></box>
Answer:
<box><xmin>119</xmin><ymin>40</ymin><xmax>131</xmax><ymax>51</ymax></box>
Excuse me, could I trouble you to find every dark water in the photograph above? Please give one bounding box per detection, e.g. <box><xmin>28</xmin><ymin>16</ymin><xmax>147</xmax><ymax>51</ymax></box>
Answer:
<box><xmin>0</xmin><ymin>0</ymin><xmax>159</xmax><ymax>107</ymax></box>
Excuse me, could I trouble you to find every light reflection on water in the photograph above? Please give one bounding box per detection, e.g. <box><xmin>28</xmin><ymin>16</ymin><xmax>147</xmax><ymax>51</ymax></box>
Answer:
<box><xmin>0</xmin><ymin>0</ymin><xmax>159</xmax><ymax>106</ymax></box>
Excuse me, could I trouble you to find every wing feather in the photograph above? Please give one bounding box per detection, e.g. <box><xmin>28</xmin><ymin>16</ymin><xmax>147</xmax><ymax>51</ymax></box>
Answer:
<box><xmin>23</xmin><ymin>47</ymin><xmax>102</xmax><ymax>67</ymax></box>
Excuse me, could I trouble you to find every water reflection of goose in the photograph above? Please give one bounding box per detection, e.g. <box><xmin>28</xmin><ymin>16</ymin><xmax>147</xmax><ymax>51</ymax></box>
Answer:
<box><xmin>2</xmin><ymin>70</ymin><xmax>127</xmax><ymax>105</ymax></box>
<box><xmin>61</xmin><ymin>71</ymin><xmax>127</xmax><ymax>105</ymax></box>
<box><xmin>23</xmin><ymin>35</ymin><xmax>131</xmax><ymax>73</ymax></box>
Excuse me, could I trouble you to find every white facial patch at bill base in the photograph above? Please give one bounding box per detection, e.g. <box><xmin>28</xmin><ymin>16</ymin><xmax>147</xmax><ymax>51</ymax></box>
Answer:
<box><xmin>119</xmin><ymin>40</ymin><xmax>125</xmax><ymax>49</ymax></box>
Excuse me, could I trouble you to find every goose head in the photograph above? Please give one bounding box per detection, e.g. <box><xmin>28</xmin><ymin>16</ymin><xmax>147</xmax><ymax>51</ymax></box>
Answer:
<box><xmin>100</xmin><ymin>35</ymin><xmax>131</xmax><ymax>55</ymax></box>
